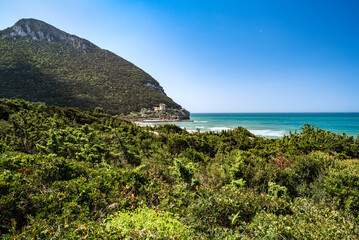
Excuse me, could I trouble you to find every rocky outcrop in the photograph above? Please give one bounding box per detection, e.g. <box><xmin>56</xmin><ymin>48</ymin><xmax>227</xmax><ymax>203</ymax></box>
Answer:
<box><xmin>178</xmin><ymin>108</ymin><xmax>190</xmax><ymax>120</ymax></box>
<box><xmin>0</xmin><ymin>18</ymin><xmax>98</xmax><ymax>53</ymax></box>
<box><xmin>144</xmin><ymin>82</ymin><xmax>165</xmax><ymax>94</ymax></box>
<box><xmin>138</xmin><ymin>104</ymin><xmax>190</xmax><ymax>121</ymax></box>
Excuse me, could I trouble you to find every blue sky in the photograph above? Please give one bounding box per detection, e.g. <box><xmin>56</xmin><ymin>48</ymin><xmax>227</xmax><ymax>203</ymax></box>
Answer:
<box><xmin>1</xmin><ymin>0</ymin><xmax>358</xmax><ymax>112</ymax></box>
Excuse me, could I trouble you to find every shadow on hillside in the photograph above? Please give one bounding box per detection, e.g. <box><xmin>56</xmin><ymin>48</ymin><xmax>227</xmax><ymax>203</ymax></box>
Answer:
<box><xmin>0</xmin><ymin>61</ymin><xmax>96</xmax><ymax>110</ymax></box>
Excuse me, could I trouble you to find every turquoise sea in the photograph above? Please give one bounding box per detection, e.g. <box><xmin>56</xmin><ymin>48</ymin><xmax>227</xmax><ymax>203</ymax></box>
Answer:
<box><xmin>144</xmin><ymin>113</ymin><xmax>359</xmax><ymax>138</ymax></box>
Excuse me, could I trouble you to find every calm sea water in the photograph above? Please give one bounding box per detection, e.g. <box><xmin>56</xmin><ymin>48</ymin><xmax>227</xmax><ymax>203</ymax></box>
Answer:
<box><xmin>143</xmin><ymin>113</ymin><xmax>359</xmax><ymax>138</ymax></box>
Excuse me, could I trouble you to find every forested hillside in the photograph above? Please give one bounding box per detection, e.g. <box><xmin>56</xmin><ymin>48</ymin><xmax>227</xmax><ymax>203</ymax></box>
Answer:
<box><xmin>0</xmin><ymin>19</ymin><xmax>181</xmax><ymax>115</ymax></box>
<box><xmin>0</xmin><ymin>98</ymin><xmax>358</xmax><ymax>239</ymax></box>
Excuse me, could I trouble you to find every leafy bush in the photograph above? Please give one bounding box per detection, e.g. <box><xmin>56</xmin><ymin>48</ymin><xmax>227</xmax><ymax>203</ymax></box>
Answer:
<box><xmin>324</xmin><ymin>159</ymin><xmax>359</xmax><ymax>221</ymax></box>
<box><xmin>106</xmin><ymin>207</ymin><xmax>194</xmax><ymax>239</ymax></box>
<box><xmin>183</xmin><ymin>187</ymin><xmax>291</xmax><ymax>238</ymax></box>
<box><xmin>246</xmin><ymin>198</ymin><xmax>358</xmax><ymax>239</ymax></box>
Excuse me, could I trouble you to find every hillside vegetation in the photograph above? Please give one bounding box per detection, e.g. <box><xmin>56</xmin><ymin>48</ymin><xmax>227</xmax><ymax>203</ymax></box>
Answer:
<box><xmin>0</xmin><ymin>99</ymin><xmax>358</xmax><ymax>239</ymax></box>
<box><xmin>0</xmin><ymin>19</ymin><xmax>181</xmax><ymax>115</ymax></box>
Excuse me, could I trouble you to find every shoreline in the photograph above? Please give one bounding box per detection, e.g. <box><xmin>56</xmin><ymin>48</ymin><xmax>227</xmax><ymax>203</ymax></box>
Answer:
<box><xmin>133</xmin><ymin>119</ymin><xmax>194</xmax><ymax>124</ymax></box>
<box><xmin>133</xmin><ymin>118</ymin><xmax>287</xmax><ymax>138</ymax></box>
<box><xmin>132</xmin><ymin>113</ymin><xmax>359</xmax><ymax>139</ymax></box>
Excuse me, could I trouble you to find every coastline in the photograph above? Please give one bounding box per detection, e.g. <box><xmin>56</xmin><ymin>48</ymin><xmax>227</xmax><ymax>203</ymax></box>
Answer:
<box><xmin>134</xmin><ymin>119</ymin><xmax>194</xmax><ymax>124</ymax></box>
<box><xmin>133</xmin><ymin>112</ymin><xmax>359</xmax><ymax>138</ymax></box>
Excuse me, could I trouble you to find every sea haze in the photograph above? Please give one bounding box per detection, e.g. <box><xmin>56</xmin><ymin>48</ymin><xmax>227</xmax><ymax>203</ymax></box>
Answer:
<box><xmin>154</xmin><ymin>113</ymin><xmax>359</xmax><ymax>138</ymax></box>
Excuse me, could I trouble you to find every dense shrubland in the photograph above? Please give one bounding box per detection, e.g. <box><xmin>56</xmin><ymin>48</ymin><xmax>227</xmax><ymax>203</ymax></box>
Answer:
<box><xmin>0</xmin><ymin>98</ymin><xmax>358</xmax><ymax>239</ymax></box>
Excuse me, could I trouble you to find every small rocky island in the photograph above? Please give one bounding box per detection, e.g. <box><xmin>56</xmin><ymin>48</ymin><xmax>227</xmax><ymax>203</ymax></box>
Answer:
<box><xmin>128</xmin><ymin>103</ymin><xmax>190</xmax><ymax>122</ymax></box>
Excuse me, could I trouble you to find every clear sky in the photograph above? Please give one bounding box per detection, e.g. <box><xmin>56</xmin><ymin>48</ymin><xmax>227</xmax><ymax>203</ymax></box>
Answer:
<box><xmin>1</xmin><ymin>0</ymin><xmax>359</xmax><ymax>112</ymax></box>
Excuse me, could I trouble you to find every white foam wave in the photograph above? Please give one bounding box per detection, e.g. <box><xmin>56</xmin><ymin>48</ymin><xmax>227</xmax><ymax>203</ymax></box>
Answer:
<box><xmin>135</xmin><ymin>122</ymin><xmax>155</xmax><ymax>127</ymax></box>
<box><xmin>194</xmin><ymin>121</ymin><xmax>208</xmax><ymax>123</ymax></box>
<box><xmin>187</xmin><ymin>129</ymin><xmax>198</xmax><ymax>133</ymax></box>
<box><xmin>209</xmin><ymin>127</ymin><xmax>232</xmax><ymax>132</ymax></box>
<box><xmin>249</xmin><ymin>129</ymin><xmax>285</xmax><ymax>138</ymax></box>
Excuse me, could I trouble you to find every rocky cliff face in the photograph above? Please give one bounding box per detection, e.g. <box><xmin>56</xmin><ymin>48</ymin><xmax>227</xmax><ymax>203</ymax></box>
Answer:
<box><xmin>0</xmin><ymin>18</ymin><xmax>98</xmax><ymax>53</ymax></box>
<box><xmin>139</xmin><ymin>104</ymin><xmax>190</xmax><ymax>120</ymax></box>
<box><xmin>145</xmin><ymin>82</ymin><xmax>165</xmax><ymax>95</ymax></box>
<box><xmin>178</xmin><ymin>108</ymin><xmax>190</xmax><ymax>120</ymax></box>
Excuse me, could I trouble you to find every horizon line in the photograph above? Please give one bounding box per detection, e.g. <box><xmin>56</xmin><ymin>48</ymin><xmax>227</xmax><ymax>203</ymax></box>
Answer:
<box><xmin>190</xmin><ymin>112</ymin><xmax>359</xmax><ymax>114</ymax></box>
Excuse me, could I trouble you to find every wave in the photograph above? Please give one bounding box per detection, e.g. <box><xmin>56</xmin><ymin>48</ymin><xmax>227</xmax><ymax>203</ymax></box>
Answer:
<box><xmin>187</xmin><ymin>129</ymin><xmax>198</xmax><ymax>133</ymax></box>
<box><xmin>135</xmin><ymin>122</ymin><xmax>154</xmax><ymax>127</ymax></box>
<box><xmin>194</xmin><ymin>121</ymin><xmax>208</xmax><ymax>123</ymax></box>
<box><xmin>209</xmin><ymin>127</ymin><xmax>232</xmax><ymax>132</ymax></box>
<box><xmin>249</xmin><ymin>129</ymin><xmax>286</xmax><ymax>138</ymax></box>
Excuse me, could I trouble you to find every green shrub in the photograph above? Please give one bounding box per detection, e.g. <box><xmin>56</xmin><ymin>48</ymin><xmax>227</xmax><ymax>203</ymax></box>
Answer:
<box><xmin>268</xmin><ymin>181</ymin><xmax>289</xmax><ymax>200</ymax></box>
<box><xmin>246</xmin><ymin>198</ymin><xmax>358</xmax><ymax>239</ymax></box>
<box><xmin>183</xmin><ymin>187</ymin><xmax>291</xmax><ymax>237</ymax></box>
<box><xmin>106</xmin><ymin>207</ymin><xmax>194</xmax><ymax>239</ymax></box>
<box><xmin>324</xmin><ymin>159</ymin><xmax>359</xmax><ymax>221</ymax></box>
<box><xmin>0</xmin><ymin>142</ymin><xmax>7</xmax><ymax>153</ymax></box>
<box><xmin>277</xmin><ymin>152</ymin><xmax>335</xmax><ymax>197</ymax></box>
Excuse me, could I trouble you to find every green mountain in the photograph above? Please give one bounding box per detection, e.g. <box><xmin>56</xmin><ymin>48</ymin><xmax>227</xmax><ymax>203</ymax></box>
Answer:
<box><xmin>0</xmin><ymin>18</ymin><xmax>183</xmax><ymax>114</ymax></box>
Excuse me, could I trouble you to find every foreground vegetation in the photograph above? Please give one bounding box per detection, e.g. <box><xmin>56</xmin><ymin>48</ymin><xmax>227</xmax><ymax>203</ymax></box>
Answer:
<box><xmin>1</xmin><ymin>98</ymin><xmax>359</xmax><ymax>239</ymax></box>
